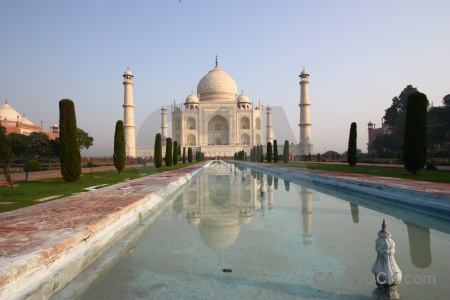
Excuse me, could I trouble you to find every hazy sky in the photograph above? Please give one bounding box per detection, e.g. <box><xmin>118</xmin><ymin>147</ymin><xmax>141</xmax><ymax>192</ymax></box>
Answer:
<box><xmin>1</xmin><ymin>0</ymin><xmax>449</xmax><ymax>157</ymax></box>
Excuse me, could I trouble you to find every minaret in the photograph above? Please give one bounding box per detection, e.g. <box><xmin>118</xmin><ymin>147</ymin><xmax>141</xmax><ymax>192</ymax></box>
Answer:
<box><xmin>123</xmin><ymin>68</ymin><xmax>136</xmax><ymax>157</ymax></box>
<box><xmin>161</xmin><ymin>105</ymin><xmax>168</xmax><ymax>146</ymax></box>
<box><xmin>299</xmin><ymin>67</ymin><xmax>313</xmax><ymax>155</ymax></box>
<box><xmin>266</xmin><ymin>105</ymin><xmax>273</xmax><ymax>145</ymax></box>
<box><xmin>301</xmin><ymin>186</ymin><xmax>313</xmax><ymax>246</ymax></box>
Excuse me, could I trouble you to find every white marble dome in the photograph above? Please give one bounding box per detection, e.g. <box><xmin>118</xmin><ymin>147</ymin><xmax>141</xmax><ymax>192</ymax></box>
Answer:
<box><xmin>185</xmin><ymin>92</ymin><xmax>199</xmax><ymax>104</ymax></box>
<box><xmin>0</xmin><ymin>101</ymin><xmax>20</xmax><ymax>121</ymax></box>
<box><xmin>199</xmin><ymin>217</ymin><xmax>240</xmax><ymax>252</ymax></box>
<box><xmin>237</xmin><ymin>92</ymin><xmax>250</xmax><ymax>104</ymax></box>
<box><xmin>197</xmin><ymin>66</ymin><xmax>238</xmax><ymax>101</ymax></box>
<box><xmin>123</xmin><ymin>69</ymin><xmax>133</xmax><ymax>76</ymax></box>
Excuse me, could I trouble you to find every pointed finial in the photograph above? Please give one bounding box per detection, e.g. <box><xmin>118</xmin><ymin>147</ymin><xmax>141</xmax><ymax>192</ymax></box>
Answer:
<box><xmin>5</xmin><ymin>99</ymin><xmax>8</xmax><ymax>104</ymax></box>
<box><xmin>382</xmin><ymin>219</ymin><xmax>386</xmax><ymax>231</ymax></box>
<box><xmin>215</xmin><ymin>55</ymin><xmax>218</xmax><ymax>67</ymax></box>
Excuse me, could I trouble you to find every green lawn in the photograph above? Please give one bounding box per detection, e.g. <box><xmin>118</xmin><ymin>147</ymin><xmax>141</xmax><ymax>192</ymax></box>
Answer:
<box><xmin>0</xmin><ymin>163</ymin><xmax>198</xmax><ymax>213</ymax></box>
<box><xmin>262</xmin><ymin>162</ymin><xmax>450</xmax><ymax>184</ymax></box>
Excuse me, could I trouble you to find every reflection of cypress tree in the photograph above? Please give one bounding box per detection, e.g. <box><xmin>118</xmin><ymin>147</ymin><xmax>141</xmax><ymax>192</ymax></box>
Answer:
<box><xmin>404</xmin><ymin>221</ymin><xmax>432</xmax><ymax>268</ymax></box>
<box><xmin>256</xmin><ymin>171</ymin><xmax>261</xmax><ymax>180</ymax></box>
<box><xmin>274</xmin><ymin>177</ymin><xmax>278</xmax><ymax>190</ymax></box>
<box><xmin>349</xmin><ymin>203</ymin><xmax>359</xmax><ymax>223</ymax></box>
<box><xmin>284</xmin><ymin>180</ymin><xmax>290</xmax><ymax>191</ymax></box>
<box><xmin>251</xmin><ymin>169</ymin><xmax>256</xmax><ymax>178</ymax></box>
<box><xmin>267</xmin><ymin>175</ymin><xmax>273</xmax><ymax>186</ymax></box>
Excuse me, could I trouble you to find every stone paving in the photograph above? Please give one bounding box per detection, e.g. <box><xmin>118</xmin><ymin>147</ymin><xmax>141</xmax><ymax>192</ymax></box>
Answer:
<box><xmin>0</xmin><ymin>161</ymin><xmax>449</xmax><ymax>299</ymax></box>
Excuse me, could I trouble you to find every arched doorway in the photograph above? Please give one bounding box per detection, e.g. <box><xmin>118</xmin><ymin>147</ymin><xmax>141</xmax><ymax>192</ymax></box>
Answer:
<box><xmin>208</xmin><ymin>115</ymin><xmax>229</xmax><ymax>145</ymax></box>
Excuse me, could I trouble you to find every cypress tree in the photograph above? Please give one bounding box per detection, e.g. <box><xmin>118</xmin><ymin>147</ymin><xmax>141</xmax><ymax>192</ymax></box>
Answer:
<box><xmin>274</xmin><ymin>140</ymin><xmax>279</xmax><ymax>163</ymax></box>
<box><xmin>182</xmin><ymin>147</ymin><xmax>186</xmax><ymax>164</ymax></box>
<box><xmin>154</xmin><ymin>133</ymin><xmax>162</xmax><ymax>168</ymax></box>
<box><xmin>267</xmin><ymin>142</ymin><xmax>272</xmax><ymax>163</ymax></box>
<box><xmin>256</xmin><ymin>146</ymin><xmax>260</xmax><ymax>162</ymax></box>
<box><xmin>283</xmin><ymin>140</ymin><xmax>289</xmax><ymax>163</ymax></box>
<box><xmin>165</xmin><ymin>138</ymin><xmax>172</xmax><ymax>166</ymax></box>
<box><xmin>113</xmin><ymin>120</ymin><xmax>126</xmax><ymax>174</ymax></box>
<box><xmin>260</xmin><ymin>145</ymin><xmax>264</xmax><ymax>162</ymax></box>
<box><xmin>347</xmin><ymin>122</ymin><xmax>357</xmax><ymax>168</ymax></box>
<box><xmin>173</xmin><ymin>141</ymin><xmax>178</xmax><ymax>165</ymax></box>
<box><xmin>188</xmin><ymin>147</ymin><xmax>193</xmax><ymax>163</ymax></box>
<box><xmin>178</xmin><ymin>145</ymin><xmax>181</xmax><ymax>160</ymax></box>
<box><xmin>59</xmin><ymin>99</ymin><xmax>81</xmax><ymax>183</ymax></box>
<box><xmin>403</xmin><ymin>91</ymin><xmax>428</xmax><ymax>175</ymax></box>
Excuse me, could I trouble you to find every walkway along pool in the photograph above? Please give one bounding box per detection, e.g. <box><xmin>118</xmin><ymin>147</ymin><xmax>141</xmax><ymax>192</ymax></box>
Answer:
<box><xmin>55</xmin><ymin>161</ymin><xmax>450</xmax><ymax>299</ymax></box>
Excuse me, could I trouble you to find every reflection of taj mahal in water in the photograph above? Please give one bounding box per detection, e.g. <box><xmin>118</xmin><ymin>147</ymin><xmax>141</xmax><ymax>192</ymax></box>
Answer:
<box><xmin>171</xmin><ymin>162</ymin><xmax>314</xmax><ymax>252</ymax></box>
<box><xmin>122</xmin><ymin>57</ymin><xmax>314</xmax><ymax>158</ymax></box>
<box><xmin>172</xmin><ymin>162</ymin><xmax>432</xmax><ymax>267</ymax></box>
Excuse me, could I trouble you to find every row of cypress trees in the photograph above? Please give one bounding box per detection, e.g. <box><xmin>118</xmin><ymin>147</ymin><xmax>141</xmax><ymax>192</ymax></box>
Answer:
<box><xmin>235</xmin><ymin>139</ymin><xmax>291</xmax><ymax>164</ymax></box>
<box><xmin>153</xmin><ymin>133</ymin><xmax>195</xmax><ymax>168</ymax></box>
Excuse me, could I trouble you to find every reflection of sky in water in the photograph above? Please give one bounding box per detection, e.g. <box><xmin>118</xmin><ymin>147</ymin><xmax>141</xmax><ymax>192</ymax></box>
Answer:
<box><xmin>83</xmin><ymin>162</ymin><xmax>450</xmax><ymax>299</ymax></box>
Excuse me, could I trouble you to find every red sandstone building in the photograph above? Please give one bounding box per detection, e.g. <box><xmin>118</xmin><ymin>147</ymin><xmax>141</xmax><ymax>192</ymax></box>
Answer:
<box><xmin>367</xmin><ymin>119</ymin><xmax>391</xmax><ymax>153</ymax></box>
<box><xmin>0</xmin><ymin>100</ymin><xmax>58</xmax><ymax>139</ymax></box>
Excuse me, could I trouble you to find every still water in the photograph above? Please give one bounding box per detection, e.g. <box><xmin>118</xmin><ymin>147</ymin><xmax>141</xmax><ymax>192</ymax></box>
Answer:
<box><xmin>81</xmin><ymin>161</ymin><xmax>450</xmax><ymax>299</ymax></box>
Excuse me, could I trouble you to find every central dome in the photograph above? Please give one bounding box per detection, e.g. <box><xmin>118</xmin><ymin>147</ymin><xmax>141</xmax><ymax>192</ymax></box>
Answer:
<box><xmin>197</xmin><ymin>65</ymin><xmax>238</xmax><ymax>102</ymax></box>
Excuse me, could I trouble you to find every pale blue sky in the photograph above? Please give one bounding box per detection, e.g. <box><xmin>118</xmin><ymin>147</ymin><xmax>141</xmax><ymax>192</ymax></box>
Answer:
<box><xmin>1</xmin><ymin>0</ymin><xmax>449</xmax><ymax>156</ymax></box>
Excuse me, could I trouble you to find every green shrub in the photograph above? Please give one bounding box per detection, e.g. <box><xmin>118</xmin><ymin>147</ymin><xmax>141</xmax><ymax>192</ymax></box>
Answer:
<box><xmin>27</xmin><ymin>159</ymin><xmax>41</xmax><ymax>172</ymax></box>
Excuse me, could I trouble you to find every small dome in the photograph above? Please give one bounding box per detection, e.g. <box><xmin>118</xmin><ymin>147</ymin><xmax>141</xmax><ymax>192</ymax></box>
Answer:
<box><xmin>197</xmin><ymin>65</ymin><xmax>238</xmax><ymax>102</ymax></box>
<box><xmin>0</xmin><ymin>101</ymin><xmax>21</xmax><ymax>121</ymax></box>
<box><xmin>237</xmin><ymin>91</ymin><xmax>250</xmax><ymax>104</ymax></box>
<box><xmin>300</xmin><ymin>67</ymin><xmax>309</xmax><ymax>76</ymax></box>
<box><xmin>123</xmin><ymin>68</ymin><xmax>133</xmax><ymax>76</ymax></box>
<box><xmin>185</xmin><ymin>92</ymin><xmax>199</xmax><ymax>104</ymax></box>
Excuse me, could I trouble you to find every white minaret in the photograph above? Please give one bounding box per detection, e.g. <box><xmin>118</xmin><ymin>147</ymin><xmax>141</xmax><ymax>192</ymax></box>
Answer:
<box><xmin>161</xmin><ymin>105</ymin><xmax>168</xmax><ymax>146</ymax></box>
<box><xmin>266</xmin><ymin>105</ymin><xmax>273</xmax><ymax>145</ymax></box>
<box><xmin>299</xmin><ymin>67</ymin><xmax>313</xmax><ymax>155</ymax></box>
<box><xmin>123</xmin><ymin>68</ymin><xmax>136</xmax><ymax>157</ymax></box>
<box><xmin>301</xmin><ymin>186</ymin><xmax>313</xmax><ymax>246</ymax></box>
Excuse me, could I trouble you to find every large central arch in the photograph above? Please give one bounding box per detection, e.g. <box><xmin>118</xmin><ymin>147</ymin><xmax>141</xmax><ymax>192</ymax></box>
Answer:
<box><xmin>208</xmin><ymin>115</ymin><xmax>229</xmax><ymax>145</ymax></box>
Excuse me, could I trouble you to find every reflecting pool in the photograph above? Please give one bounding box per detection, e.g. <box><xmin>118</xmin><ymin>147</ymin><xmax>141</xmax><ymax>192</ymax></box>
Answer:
<box><xmin>80</xmin><ymin>161</ymin><xmax>450</xmax><ymax>299</ymax></box>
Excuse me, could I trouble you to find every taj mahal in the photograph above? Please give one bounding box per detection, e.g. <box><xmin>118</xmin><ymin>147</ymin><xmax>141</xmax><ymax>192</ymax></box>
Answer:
<box><xmin>122</xmin><ymin>57</ymin><xmax>313</xmax><ymax>159</ymax></box>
